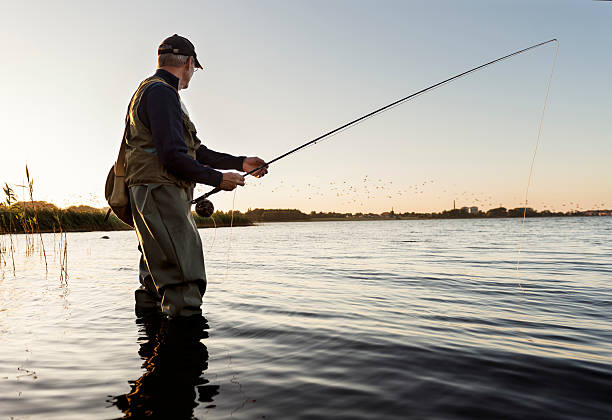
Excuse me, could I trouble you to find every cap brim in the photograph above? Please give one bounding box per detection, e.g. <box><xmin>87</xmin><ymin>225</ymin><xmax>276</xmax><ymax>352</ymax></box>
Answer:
<box><xmin>194</xmin><ymin>57</ymin><xmax>203</xmax><ymax>69</ymax></box>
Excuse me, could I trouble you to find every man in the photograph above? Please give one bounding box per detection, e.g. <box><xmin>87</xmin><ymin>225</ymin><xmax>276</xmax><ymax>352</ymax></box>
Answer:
<box><xmin>125</xmin><ymin>34</ymin><xmax>267</xmax><ymax>318</ymax></box>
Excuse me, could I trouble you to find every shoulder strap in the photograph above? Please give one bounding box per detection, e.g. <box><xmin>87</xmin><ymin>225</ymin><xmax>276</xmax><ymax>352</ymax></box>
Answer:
<box><xmin>114</xmin><ymin>76</ymin><xmax>180</xmax><ymax>176</ymax></box>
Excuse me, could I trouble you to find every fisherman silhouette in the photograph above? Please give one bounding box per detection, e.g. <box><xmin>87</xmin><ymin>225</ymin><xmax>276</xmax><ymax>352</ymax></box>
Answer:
<box><xmin>110</xmin><ymin>313</ymin><xmax>219</xmax><ymax>418</ymax></box>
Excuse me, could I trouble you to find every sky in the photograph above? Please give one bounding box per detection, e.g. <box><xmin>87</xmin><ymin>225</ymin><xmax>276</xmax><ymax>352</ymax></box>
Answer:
<box><xmin>0</xmin><ymin>0</ymin><xmax>610</xmax><ymax>213</ymax></box>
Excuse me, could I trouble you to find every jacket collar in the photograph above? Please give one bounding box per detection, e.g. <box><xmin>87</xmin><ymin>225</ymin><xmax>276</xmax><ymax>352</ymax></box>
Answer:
<box><xmin>154</xmin><ymin>69</ymin><xmax>180</xmax><ymax>90</ymax></box>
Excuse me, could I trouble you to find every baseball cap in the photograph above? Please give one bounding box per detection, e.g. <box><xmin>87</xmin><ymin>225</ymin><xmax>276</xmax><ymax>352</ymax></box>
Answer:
<box><xmin>158</xmin><ymin>34</ymin><xmax>203</xmax><ymax>69</ymax></box>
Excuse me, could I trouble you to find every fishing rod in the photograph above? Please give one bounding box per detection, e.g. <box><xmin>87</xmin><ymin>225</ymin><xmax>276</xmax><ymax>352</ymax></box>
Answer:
<box><xmin>193</xmin><ymin>38</ymin><xmax>558</xmax><ymax>218</ymax></box>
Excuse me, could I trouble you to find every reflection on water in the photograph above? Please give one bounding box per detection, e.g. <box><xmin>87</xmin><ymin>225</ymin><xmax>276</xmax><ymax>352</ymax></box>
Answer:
<box><xmin>110</xmin><ymin>313</ymin><xmax>219</xmax><ymax>419</ymax></box>
<box><xmin>0</xmin><ymin>218</ymin><xmax>611</xmax><ymax>419</ymax></box>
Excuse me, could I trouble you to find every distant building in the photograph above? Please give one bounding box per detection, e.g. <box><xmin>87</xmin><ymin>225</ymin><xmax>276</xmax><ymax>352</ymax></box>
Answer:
<box><xmin>469</xmin><ymin>206</ymin><xmax>478</xmax><ymax>214</ymax></box>
<box><xmin>585</xmin><ymin>210</ymin><xmax>612</xmax><ymax>216</ymax></box>
<box><xmin>460</xmin><ymin>207</ymin><xmax>469</xmax><ymax>213</ymax></box>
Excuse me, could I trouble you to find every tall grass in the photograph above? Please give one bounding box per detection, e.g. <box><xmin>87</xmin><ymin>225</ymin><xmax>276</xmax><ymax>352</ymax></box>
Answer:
<box><xmin>55</xmin><ymin>213</ymin><xmax>68</xmax><ymax>284</ymax></box>
<box><xmin>24</xmin><ymin>165</ymin><xmax>48</xmax><ymax>273</ymax></box>
<box><xmin>1</xmin><ymin>183</ymin><xmax>17</xmax><ymax>275</ymax></box>
<box><xmin>0</xmin><ymin>165</ymin><xmax>252</xmax><ymax>281</ymax></box>
<box><xmin>0</xmin><ymin>166</ymin><xmax>73</xmax><ymax>281</ymax></box>
<box><xmin>0</xmin><ymin>218</ymin><xmax>7</xmax><ymax>278</ymax></box>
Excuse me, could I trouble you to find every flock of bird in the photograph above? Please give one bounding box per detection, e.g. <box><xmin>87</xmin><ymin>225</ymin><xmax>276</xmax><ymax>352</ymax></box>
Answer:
<box><xmin>229</xmin><ymin>176</ymin><xmax>606</xmax><ymax>213</ymax></box>
<box><xmin>55</xmin><ymin>183</ymin><xmax>607</xmax><ymax>214</ymax></box>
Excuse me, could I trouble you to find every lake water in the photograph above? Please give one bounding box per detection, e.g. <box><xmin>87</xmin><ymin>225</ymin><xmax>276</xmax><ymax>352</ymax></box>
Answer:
<box><xmin>0</xmin><ymin>217</ymin><xmax>610</xmax><ymax>419</ymax></box>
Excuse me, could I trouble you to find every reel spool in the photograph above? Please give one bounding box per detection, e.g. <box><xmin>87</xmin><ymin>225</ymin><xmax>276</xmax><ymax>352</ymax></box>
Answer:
<box><xmin>195</xmin><ymin>198</ymin><xmax>215</xmax><ymax>218</ymax></box>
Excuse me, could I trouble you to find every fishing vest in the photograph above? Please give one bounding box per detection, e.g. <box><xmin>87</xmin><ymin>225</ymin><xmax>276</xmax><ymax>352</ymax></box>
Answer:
<box><xmin>124</xmin><ymin>76</ymin><xmax>200</xmax><ymax>189</ymax></box>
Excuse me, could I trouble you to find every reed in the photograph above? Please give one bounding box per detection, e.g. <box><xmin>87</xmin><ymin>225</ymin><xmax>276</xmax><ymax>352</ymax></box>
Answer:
<box><xmin>2</xmin><ymin>183</ymin><xmax>17</xmax><ymax>276</ymax></box>
<box><xmin>52</xmin><ymin>213</ymin><xmax>68</xmax><ymax>284</ymax></box>
<box><xmin>1</xmin><ymin>166</ymin><xmax>66</xmax><ymax>280</ymax></box>
<box><xmin>24</xmin><ymin>165</ymin><xmax>48</xmax><ymax>273</ymax></box>
<box><xmin>13</xmin><ymin>190</ymin><xmax>35</xmax><ymax>257</ymax></box>
<box><xmin>0</xmin><ymin>218</ymin><xmax>5</xmax><ymax>276</ymax></box>
<box><xmin>59</xmin><ymin>229</ymin><xmax>68</xmax><ymax>284</ymax></box>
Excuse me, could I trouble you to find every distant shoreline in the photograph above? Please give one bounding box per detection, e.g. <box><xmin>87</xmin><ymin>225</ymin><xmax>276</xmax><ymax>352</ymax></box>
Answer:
<box><xmin>252</xmin><ymin>214</ymin><xmax>611</xmax><ymax>223</ymax></box>
<box><xmin>243</xmin><ymin>207</ymin><xmax>612</xmax><ymax>224</ymax></box>
<box><xmin>1</xmin><ymin>214</ymin><xmax>608</xmax><ymax>235</ymax></box>
<box><xmin>0</xmin><ymin>202</ymin><xmax>252</xmax><ymax>235</ymax></box>
<box><xmin>1</xmin><ymin>203</ymin><xmax>609</xmax><ymax>235</ymax></box>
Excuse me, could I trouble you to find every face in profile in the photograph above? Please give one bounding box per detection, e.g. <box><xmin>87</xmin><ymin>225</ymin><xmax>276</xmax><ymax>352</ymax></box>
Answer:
<box><xmin>180</xmin><ymin>58</ymin><xmax>196</xmax><ymax>90</ymax></box>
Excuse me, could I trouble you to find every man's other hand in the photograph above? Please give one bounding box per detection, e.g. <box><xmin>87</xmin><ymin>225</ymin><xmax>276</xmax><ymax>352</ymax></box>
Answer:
<box><xmin>243</xmin><ymin>157</ymin><xmax>268</xmax><ymax>178</ymax></box>
<box><xmin>220</xmin><ymin>172</ymin><xmax>245</xmax><ymax>191</ymax></box>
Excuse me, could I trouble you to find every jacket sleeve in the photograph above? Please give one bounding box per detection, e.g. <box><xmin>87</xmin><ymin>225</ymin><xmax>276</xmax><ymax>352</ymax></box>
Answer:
<box><xmin>195</xmin><ymin>142</ymin><xmax>245</xmax><ymax>171</ymax></box>
<box><xmin>146</xmin><ymin>84</ymin><xmax>223</xmax><ymax>187</ymax></box>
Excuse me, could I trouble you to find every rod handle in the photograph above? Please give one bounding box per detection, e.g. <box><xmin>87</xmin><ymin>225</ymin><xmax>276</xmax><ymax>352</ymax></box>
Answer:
<box><xmin>192</xmin><ymin>162</ymin><xmax>268</xmax><ymax>204</ymax></box>
<box><xmin>192</xmin><ymin>187</ymin><xmax>221</xmax><ymax>204</ymax></box>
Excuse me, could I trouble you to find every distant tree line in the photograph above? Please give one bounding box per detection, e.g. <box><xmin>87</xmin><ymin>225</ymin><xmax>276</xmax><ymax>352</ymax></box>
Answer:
<box><xmin>436</xmin><ymin>207</ymin><xmax>541</xmax><ymax>219</ymax></box>
<box><xmin>245</xmin><ymin>208</ymin><xmax>310</xmax><ymax>222</ymax></box>
<box><xmin>1</xmin><ymin>202</ymin><xmax>609</xmax><ymax>234</ymax></box>
<box><xmin>0</xmin><ymin>201</ymin><xmax>252</xmax><ymax>234</ymax></box>
<box><xmin>241</xmin><ymin>207</ymin><xmax>611</xmax><ymax>222</ymax></box>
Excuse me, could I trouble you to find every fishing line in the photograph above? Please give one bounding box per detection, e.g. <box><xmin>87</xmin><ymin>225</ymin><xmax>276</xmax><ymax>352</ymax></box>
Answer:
<box><xmin>192</xmin><ymin>38</ymin><xmax>559</xmax><ymax>216</ymax></box>
<box><xmin>203</xmin><ymin>39</ymin><xmax>558</xmax><ymax>293</ymax></box>
<box><xmin>223</xmin><ymin>189</ymin><xmax>237</xmax><ymax>282</ymax></box>
<box><xmin>515</xmin><ymin>40</ymin><xmax>559</xmax><ymax>291</ymax></box>
<box><xmin>204</xmin><ymin>214</ymin><xmax>217</xmax><ymax>256</ymax></box>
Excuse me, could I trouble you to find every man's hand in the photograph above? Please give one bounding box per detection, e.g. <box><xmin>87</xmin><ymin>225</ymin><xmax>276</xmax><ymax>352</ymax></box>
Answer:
<box><xmin>243</xmin><ymin>157</ymin><xmax>269</xmax><ymax>178</ymax></box>
<box><xmin>219</xmin><ymin>172</ymin><xmax>245</xmax><ymax>191</ymax></box>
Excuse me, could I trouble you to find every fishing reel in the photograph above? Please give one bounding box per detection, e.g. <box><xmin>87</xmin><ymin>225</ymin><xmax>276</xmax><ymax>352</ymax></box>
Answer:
<box><xmin>194</xmin><ymin>198</ymin><xmax>215</xmax><ymax>218</ymax></box>
<box><xmin>192</xmin><ymin>186</ymin><xmax>221</xmax><ymax>218</ymax></box>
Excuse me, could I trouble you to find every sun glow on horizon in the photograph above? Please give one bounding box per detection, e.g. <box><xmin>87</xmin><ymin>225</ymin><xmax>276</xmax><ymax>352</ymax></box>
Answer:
<box><xmin>1</xmin><ymin>1</ymin><xmax>610</xmax><ymax>214</ymax></box>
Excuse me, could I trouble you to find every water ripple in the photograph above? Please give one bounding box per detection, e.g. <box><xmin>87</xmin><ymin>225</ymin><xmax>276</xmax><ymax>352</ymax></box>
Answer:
<box><xmin>1</xmin><ymin>218</ymin><xmax>610</xmax><ymax>419</ymax></box>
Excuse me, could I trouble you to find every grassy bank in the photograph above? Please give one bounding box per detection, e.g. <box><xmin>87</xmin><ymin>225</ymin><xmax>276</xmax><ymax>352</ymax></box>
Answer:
<box><xmin>0</xmin><ymin>205</ymin><xmax>129</xmax><ymax>233</ymax></box>
<box><xmin>0</xmin><ymin>203</ymin><xmax>251</xmax><ymax>234</ymax></box>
